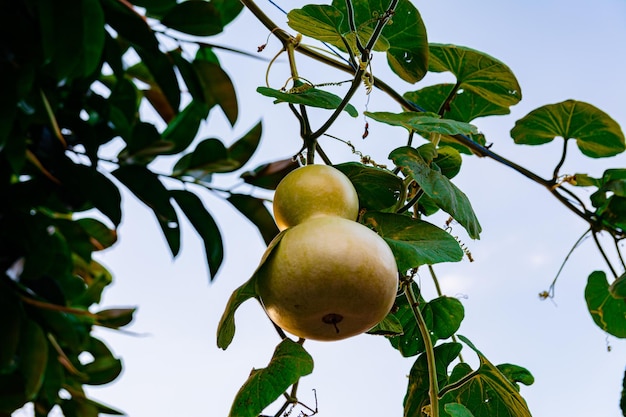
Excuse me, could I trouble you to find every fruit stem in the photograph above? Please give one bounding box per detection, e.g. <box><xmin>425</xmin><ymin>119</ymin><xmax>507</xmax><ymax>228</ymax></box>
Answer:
<box><xmin>404</xmin><ymin>280</ymin><xmax>439</xmax><ymax>417</ymax></box>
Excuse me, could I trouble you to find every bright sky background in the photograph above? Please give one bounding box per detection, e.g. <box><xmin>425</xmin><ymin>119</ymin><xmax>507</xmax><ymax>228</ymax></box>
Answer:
<box><xmin>15</xmin><ymin>1</ymin><xmax>626</xmax><ymax>416</ymax></box>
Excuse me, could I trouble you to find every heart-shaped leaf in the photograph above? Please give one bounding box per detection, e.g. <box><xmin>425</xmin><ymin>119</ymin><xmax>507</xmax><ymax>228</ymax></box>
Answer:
<box><xmin>511</xmin><ymin>100</ymin><xmax>625</xmax><ymax>158</ymax></box>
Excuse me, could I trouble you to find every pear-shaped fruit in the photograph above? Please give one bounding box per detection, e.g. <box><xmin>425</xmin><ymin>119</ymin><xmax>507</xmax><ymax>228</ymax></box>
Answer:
<box><xmin>257</xmin><ymin>216</ymin><xmax>398</xmax><ymax>341</ymax></box>
<box><xmin>273</xmin><ymin>164</ymin><xmax>359</xmax><ymax>231</ymax></box>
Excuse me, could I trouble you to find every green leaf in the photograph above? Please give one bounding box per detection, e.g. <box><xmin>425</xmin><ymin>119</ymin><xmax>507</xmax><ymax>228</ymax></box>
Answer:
<box><xmin>102</xmin><ymin>0</ymin><xmax>181</xmax><ymax>111</ymax></box>
<box><xmin>405</xmin><ymin>84</ymin><xmax>510</xmax><ymax>122</ymax></box>
<box><xmin>363</xmin><ymin>212</ymin><xmax>463</xmax><ymax>271</ymax></box>
<box><xmin>366</xmin><ymin>111</ymin><xmax>478</xmax><ymax>138</ymax></box>
<box><xmin>444</xmin><ymin>403</ymin><xmax>475</xmax><ymax>417</ymax></box>
<box><xmin>161</xmin><ymin>100</ymin><xmax>211</xmax><ymax>154</ymax></box>
<box><xmin>174</xmin><ymin>122</ymin><xmax>262</xmax><ymax>178</ymax></box>
<box><xmin>438</xmin><ymin>335</ymin><xmax>533</xmax><ymax>417</ymax></box>
<box><xmin>332</xmin><ymin>0</ymin><xmax>428</xmax><ymax>83</ymax></box>
<box><xmin>287</xmin><ymin>5</ymin><xmax>346</xmax><ymax>46</ymax></box>
<box><xmin>496</xmin><ymin>364</ymin><xmax>535</xmax><ymax>391</ymax></box>
<box><xmin>171</xmin><ymin>190</ymin><xmax>224</xmax><ymax>280</ymax></box>
<box><xmin>193</xmin><ymin>49</ymin><xmax>238</xmax><ymax>125</ymax></box>
<box><xmin>216</xmin><ymin>277</ymin><xmax>259</xmax><ymax>350</ymax></box>
<box><xmin>367</xmin><ymin>312</ymin><xmax>404</xmax><ymax>336</ymax></box>
<box><xmin>80</xmin><ymin>337</ymin><xmax>122</xmax><ymax>386</ymax></box>
<box><xmin>228</xmin><ymin>339</ymin><xmax>314</xmax><ymax>417</ymax></box>
<box><xmin>37</xmin><ymin>0</ymin><xmax>105</xmax><ymax>79</ymax></box>
<box><xmin>257</xmin><ymin>86</ymin><xmax>358</xmax><ymax>117</ymax></box>
<box><xmin>434</xmin><ymin>146</ymin><xmax>463</xmax><ymax>179</ymax></box>
<box><xmin>510</xmin><ymin>100</ymin><xmax>626</xmax><ymax>158</ymax></box>
<box><xmin>403</xmin><ymin>342</ymin><xmax>463</xmax><ymax>415</ymax></box>
<box><xmin>227</xmin><ymin>194</ymin><xmax>280</xmax><ymax>246</ymax></box>
<box><xmin>390</xmin><ymin>146</ymin><xmax>482</xmax><ymax>239</ymax></box>
<box><xmin>575</xmin><ymin>169</ymin><xmax>626</xmax><ymax>231</ymax></box>
<box><xmin>585</xmin><ymin>270</ymin><xmax>626</xmax><ymax>338</ymax></box>
<box><xmin>18</xmin><ymin>319</ymin><xmax>48</xmax><ymax>400</ymax></box>
<box><xmin>429</xmin><ymin>44</ymin><xmax>521</xmax><ymax>108</ymax></box>
<box><xmin>112</xmin><ymin>165</ymin><xmax>180</xmax><ymax>257</ymax></box>
<box><xmin>217</xmin><ymin>231</ymin><xmax>286</xmax><ymax>349</ymax></box>
<box><xmin>161</xmin><ymin>0</ymin><xmax>224</xmax><ymax>36</ymax></box>
<box><xmin>76</xmin><ymin>218</ymin><xmax>117</xmax><ymax>251</ymax></box>
<box><xmin>241</xmin><ymin>159</ymin><xmax>300</xmax><ymax>190</ymax></box>
<box><xmin>0</xmin><ymin>283</ymin><xmax>22</xmax><ymax>372</ymax></box>
<box><xmin>335</xmin><ymin>162</ymin><xmax>403</xmax><ymax>211</ymax></box>
<box><xmin>621</xmin><ymin>370</ymin><xmax>626</xmax><ymax>416</ymax></box>
<box><xmin>94</xmin><ymin>308</ymin><xmax>136</xmax><ymax>329</ymax></box>
<box><xmin>609</xmin><ymin>273</ymin><xmax>626</xmax><ymax>299</ymax></box>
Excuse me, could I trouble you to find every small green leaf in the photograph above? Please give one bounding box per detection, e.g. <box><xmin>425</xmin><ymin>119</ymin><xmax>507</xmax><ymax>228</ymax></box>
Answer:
<box><xmin>367</xmin><ymin>312</ymin><xmax>404</xmax><ymax>336</ymax></box>
<box><xmin>511</xmin><ymin>100</ymin><xmax>626</xmax><ymax>158</ymax></box>
<box><xmin>217</xmin><ymin>231</ymin><xmax>286</xmax><ymax>349</ymax></box>
<box><xmin>366</xmin><ymin>111</ymin><xmax>478</xmax><ymax>138</ymax></box>
<box><xmin>444</xmin><ymin>403</ymin><xmax>475</xmax><ymax>417</ymax></box>
<box><xmin>363</xmin><ymin>212</ymin><xmax>463</xmax><ymax>271</ymax></box>
<box><xmin>227</xmin><ymin>194</ymin><xmax>279</xmax><ymax>246</ymax></box>
<box><xmin>434</xmin><ymin>146</ymin><xmax>463</xmax><ymax>179</ymax></box>
<box><xmin>112</xmin><ymin>165</ymin><xmax>180</xmax><ymax>257</ymax></box>
<box><xmin>161</xmin><ymin>0</ymin><xmax>224</xmax><ymax>36</ymax></box>
<box><xmin>429</xmin><ymin>44</ymin><xmax>522</xmax><ymax>108</ymax></box>
<box><xmin>496</xmin><ymin>364</ymin><xmax>535</xmax><ymax>391</ymax></box>
<box><xmin>229</xmin><ymin>339</ymin><xmax>313</xmax><ymax>417</ymax></box>
<box><xmin>334</xmin><ymin>162</ymin><xmax>403</xmax><ymax>211</ymax></box>
<box><xmin>585</xmin><ymin>270</ymin><xmax>626</xmax><ymax>338</ymax></box>
<box><xmin>390</xmin><ymin>146</ymin><xmax>482</xmax><ymax>239</ymax></box>
<box><xmin>76</xmin><ymin>218</ymin><xmax>117</xmax><ymax>251</ymax></box>
<box><xmin>387</xmin><ymin>283</ymin><xmax>464</xmax><ymax>357</ymax></box>
<box><xmin>94</xmin><ymin>308</ymin><xmax>136</xmax><ymax>329</ymax></box>
<box><xmin>80</xmin><ymin>337</ymin><xmax>122</xmax><ymax>386</ymax></box>
<box><xmin>217</xmin><ymin>277</ymin><xmax>259</xmax><ymax>350</ymax></box>
<box><xmin>241</xmin><ymin>159</ymin><xmax>300</xmax><ymax>190</ymax></box>
<box><xmin>171</xmin><ymin>189</ymin><xmax>224</xmax><ymax>280</ymax></box>
<box><xmin>257</xmin><ymin>86</ymin><xmax>358</xmax><ymax>117</ymax></box>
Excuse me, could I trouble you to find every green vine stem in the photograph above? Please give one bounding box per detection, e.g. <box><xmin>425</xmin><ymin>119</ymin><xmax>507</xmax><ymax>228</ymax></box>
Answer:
<box><xmin>404</xmin><ymin>279</ymin><xmax>439</xmax><ymax>417</ymax></box>
<box><xmin>238</xmin><ymin>0</ymin><xmax>626</xmax><ymax>242</ymax></box>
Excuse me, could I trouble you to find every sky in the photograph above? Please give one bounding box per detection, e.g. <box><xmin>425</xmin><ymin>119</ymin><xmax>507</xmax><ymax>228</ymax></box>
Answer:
<box><xmin>14</xmin><ymin>1</ymin><xmax>626</xmax><ymax>416</ymax></box>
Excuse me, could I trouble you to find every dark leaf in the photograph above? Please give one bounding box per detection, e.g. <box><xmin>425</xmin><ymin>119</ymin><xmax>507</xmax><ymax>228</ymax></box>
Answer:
<box><xmin>227</xmin><ymin>194</ymin><xmax>279</xmax><ymax>246</ymax></box>
<box><xmin>229</xmin><ymin>339</ymin><xmax>314</xmax><ymax>417</ymax></box>
<box><xmin>171</xmin><ymin>190</ymin><xmax>224</xmax><ymax>280</ymax></box>
<box><xmin>94</xmin><ymin>308</ymin><xmax>136</xmax><ymax>329</ymax></box>
<box><xmin>194</xmin><ymin>49</ymin><xmax>238</xmax><ymax>125</ymax></box>
<box><xmin>335</xmin><ymin>162</ymin><xmax>403</xmax><ymax>211</ymax></box>
<box><xmin>162</xmin><ymin>0</ymin><xmax>224</xmax><ymax>36</ymax></box>
<box><xmin>112</xmin><ymin>165</ymin><xmax>180</xmax><ymax>257</ymax></box>
<box><xmin>161</xmin><ymin>100</ymin><xmax>211</xmax><ymax>154</ymax></box>
<box><xmin>241</xmin><ymin>159</ymin><xmax>300</xmax><ymax>190</ymax></box>
<box><xmin>0</xmin><ymin>284</ymin><xmax>22</xmax><ymax>372</ymax></box>
<box><xmin>18</xmin><ymin>319</ymin><xmax>48</xmax><ymax>401</ymax></box>
<box><xmin>80</xmin><ymin>337</ymin><xmax>122</xmax><ymax>385</ymax></box>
